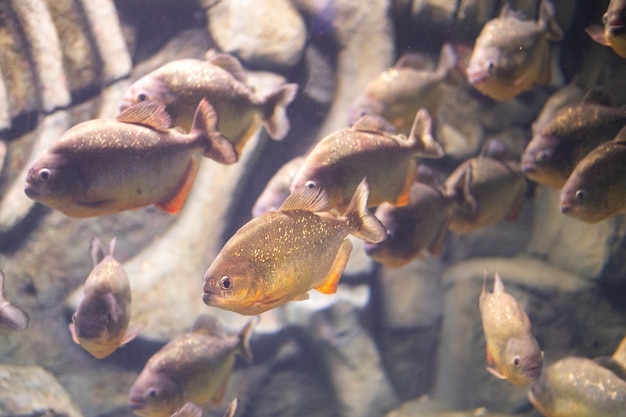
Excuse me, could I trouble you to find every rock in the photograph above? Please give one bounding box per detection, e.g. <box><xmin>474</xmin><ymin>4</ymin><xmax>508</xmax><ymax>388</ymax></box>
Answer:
<box><xmin>526</xmin><ymin>186</ymin><xmax>622</xmax><ymax>280</ymax></box>
<box><xmin>0</xmin><ymin>364</ymin><xmax>83</xmax><ymax>417</ymax></box>
<box><xmin>308</xmin><ymin>301</ymin><xmax>400</xmax><ymax>417</ymax></box>
<box><xmin>386</xmin><ymin>396</ymin><xmax>537</xmax><ymax>417</ymax></box>
<box><xmin>433</xmin><ymin>256</ymin><xmax>626</xmax><ymax>411</ymax></box>
<box><xmin>206</xmin><ymin>0</ymin><xmax>307</xmax><ymax>71</ymax></box>
<box><xmin>301</xmin><ymin>44</ymin><xmax>337</xmax><ymax>105</ymax></box>
<box><xmin>294</xmin><ymin>0</ymin><xmax>395</xmax><ymax>137</ymax></box>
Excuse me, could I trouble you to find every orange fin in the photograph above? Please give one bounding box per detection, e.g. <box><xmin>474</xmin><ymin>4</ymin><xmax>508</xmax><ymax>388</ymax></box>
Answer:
<box><xmin>394</xmin><ymin>163</ymin><xmax>417</xmax><ymax>207</ymax></box>
<box><xmin>315</xmin><ymin>239</ymin><xmax>352</xmax><ymax>294</ymax></box>
<box><xmin>486</xmin><ymin>344</ymin><xmax>494</xmax><ymax>365</ymax></box>
<box><xmin>156</xmin><ymin>157</ymin><xmax>200</xmax><ymax>214</ymax></box>
<box><xmin>117</xmin><ymin>101</ymin><xmax>171</xmax><ymax>130</ymax></box>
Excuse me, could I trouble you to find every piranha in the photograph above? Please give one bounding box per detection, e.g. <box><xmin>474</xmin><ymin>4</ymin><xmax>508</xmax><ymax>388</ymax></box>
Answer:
<box><xmin>364</xmin><ymin>165</ymin><xmax>455</xmax><ymax>268</ymax></box>
<box><xmin>0</xmin><ymin>270</ymin><xmax>29</xmax><ymax>331</ymax></box>
<box><xmin>444</xmin><ymin>139</ymin><xmax>526</xmax><ymax>234</ymax></box>
<box><xmin>522</xmin><ymin>88</ymin><xmax>626</xmax><ymax>189</ymax></box>
<box><xmin>466</xmin><ymin>0</ymin><xmax>563</xmax><ymax>101</ymax></box>
<box><xmin>69</xmin><ymin>237</ymin><xmax>139</xmax><ymax>359</ymax></box>
<box><xmin>24</xmin><ymin>99</ymin><xmax>237</xmax><ymax>218</ymax></box>
<box><xmin>531</xmin><ymin>83</ymin><xmax>585</xmax><ymax>137</ymax></box>
<box><xmin>348</xmin><ymin>43</ymin><xmax>456</xmax><ymax>133</ymax></box>
<box><xmin>171</xmin><ymin>398</ymin><xmax>238</xmax><ymax>417</ymax></box>
<box><xmin>479</xmin><ymin>272</ymin><xmax>543</xmax><ymax>386</ymax></box>
<box><xmin>290</xmin><ymin>110</ymin><xmax>444</xmax><ymax>212</ymax></box>
<box><xmin>585</xmin><ymin>0</ymin><xmax>626</xmax><ymax>58</ymax></box>
<box><xmin>251</xmin><ymin>156</ymin><xmax>304</xmax><ymax>217</ymax></box>
<box><xmin>528</xmin><ymin>356</ymin><xmax>626</xmax><ymax>417</ymax></box>
<box><xmin>129</xmin><ymin>316</ymin><xmax>253</xmax><ymax>417</ymax></box>
<box><xmin>202</xmin><ymin>178</ymin><xmax>386</xmax><ymax>315</ymax></box>
<box><xmin>120</xmin><ymin>52</ymin><xmax>298</xmax><ymax>154</ymax></box>
<box><xmin>559</xmin><ymin>126</ymin><xmax>626</xmax><ymax>224</ymax></box>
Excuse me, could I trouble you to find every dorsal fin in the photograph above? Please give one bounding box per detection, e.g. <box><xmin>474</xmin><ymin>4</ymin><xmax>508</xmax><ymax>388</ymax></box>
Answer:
<box><xmin>208</xmin><ymin>52</ymin><xmax>247</xmax><ymax>83</ymax></box>
<box><xmin>116</xmin><ymin>101</ymin><xmax>171</xmax><ymax>130</ymax></box>
<box><xmin>89</xmin><ymin>237</ymin><xmax>106</xmax><ymax>267</ymax></box>
<box><xmin>352</xmin><ymin>114</ymin><xmax>396</xmax><ymax>135</ymax></box>
<box><xmin>581</xmin><ymin>87</ymin><xmax>615</xmax><ymax>107</ymax></box>
<box><xmin>499</xmin><ymin>3</ymin><xmax>526</xmax><ymax>20</ymax></box>
<box><xmin>280</xmin><ymin>184</ymin><xmax>330</xmax><ymax>212</ymax></box>
<box><xmin>191</xmin><ymin>314</ymin><xmax>225</xmax><ymax>337</ymax></box>
<box><xmin>394</xmin><ymin>52</ymin><xmax>431</xmax><ymax>70</ymax></box>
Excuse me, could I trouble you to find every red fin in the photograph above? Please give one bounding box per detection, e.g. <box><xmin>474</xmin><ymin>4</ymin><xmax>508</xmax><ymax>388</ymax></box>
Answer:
<box><xmin>117</xmin><ymin>101</ymin><xmax>171</xmax><ymax>130</ymax></box>
<box><xmin>315</xmin><ymin>239</ymin><xmax>352</xmax><ymax>294</ymax></box>
<box><xmin>394</xmin><ymin>163</ymin><xmax>417</xmax><ymax>207</ymax></box>
<box><xmin>156</xmin><ymin>157</ymin><xmax>200</xmax><ymax>214</ymax></box>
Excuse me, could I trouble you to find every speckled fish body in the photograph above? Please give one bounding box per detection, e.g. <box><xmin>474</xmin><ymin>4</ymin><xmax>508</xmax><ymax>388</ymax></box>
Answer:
<box><xmin>202</xmin><ymin>179</ymin><xmax>386</xmax><ymax>315</ymax></box>
<box><xmin>528</xmin><ymin>356</ymin><xmax>626</xmax><ymax>417</ymax></box>
<box><xmin>24</xmin><ymin>100</ymin><xmax>237</xmax><ymax>218</ymax></box>
<box><xmin>69</xmin><ymin>238</ymin><xmax>138</xmax><ymax>359</ymax></box>
<box><xmin>129</xmin><ymin>317</ymin><xmax>252</xmax><ymax>417</ymax></box>
<box><xmin>479</xmin><ymin>273</ymin><xmax>543</xmax><ymax>386</ymax></box>
<box><xmin>364</xmin><ymin>168</ymin><xmax>455</xmax><ymax>268</ymax></box>
<box><xmin>559</xmin><ymin>128</ymin><xmax>626</xmax><ymax>223</ymax></box>
<box><xmin>445</xmin><ymin>144</ymin><xmax>526</xmax><ymax>234</ymax></box>
<box><xmin>522</xmin><ymin>90</ymin><xmax>626</xmax><ymax>189</ymax></box>
<box><xmin>291</xmin><ymin>109</ymin><xmax>444</xmax><ymax>212</ymax></box>
<box><xmin>531</xmin><ymin>83</ymin><xmax>586</xmax><ymax>136</ymax></box>
<box><xmin>251</xmin><ymin>156</ymin><xmax>305</xmax><ymax>217</ymax></box>
<box><xmin>348</xmin><ymin>43</ymin><xmax>456</xmax><ymax>133</ymax></box>
<box><xmin>0</xmin><ymin>270</ymin><xmax>29</xmax><ymax>331</ymax></box>
<box><xmin>120</xmin><ymin>54</ymin><xmax>298</xmax><ymax>153</ymax></box>
<box><xmin>585</xmin><ymin>0</ymin><xmax>626</xmax><ymax>58</ymax></box>
<box><xmin>466</xmin><ymin>0</ymin><xmax>563</xmax><ymax>101</ymax></box>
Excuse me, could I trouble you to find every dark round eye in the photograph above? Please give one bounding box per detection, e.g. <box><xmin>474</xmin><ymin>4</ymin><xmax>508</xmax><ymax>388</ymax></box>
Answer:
<box><xmin>39</xmin><ymin>169</ymin><xmax>51</xmax><ymax>182</ymax></box>
<box><xmin>137</xmin><ymin>93</ymin><xmax>147</xmax><ymax>102</ymax></box>
<box><xmin>305</xmin><ymin>180</ymin><xmax>316</xmax><ymax>189</ymax></box>
<box><xmin>513</xmin><ymin>356</ymin><xmax>521</xmax><ymax>367</ymax></box>
<box><xmin>539</xmin><ymin>152</ymin><xmax>549</xmax><ymax>161</ymax></box>
<box><xmin>487</xmin><ymin>61</ymin><xmax>495</xmax><ymax>73</ymax></box>
<box><xmin>147</xmin><ymin>388</ymin><xmax>157</xmax><ymax>399</ymax></box>
<box><xmin>575</xmin><ymin>189</ymin><xmax>585</xmax><ymax>201</ymax></box>
<box><xmin>220</xmin><ymin>276</ymin><xmax>232</xmax><ymax>290</ymax></box>
<box><xmin>105</xmin><ymin>312</ymin><xmax>112</xmax><ymax>323</ymax></box>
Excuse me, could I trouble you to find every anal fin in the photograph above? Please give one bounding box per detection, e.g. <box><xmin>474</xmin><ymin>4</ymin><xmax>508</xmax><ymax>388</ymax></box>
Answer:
<box><xmin>315</xmin><ymin>239</ymin><xmax>353</xmax><ymax>294</ymax></box>
<box><xmin>157</xmin><ymin>157</ymin><xmax>200</xmax><ymax>214</ymax></box>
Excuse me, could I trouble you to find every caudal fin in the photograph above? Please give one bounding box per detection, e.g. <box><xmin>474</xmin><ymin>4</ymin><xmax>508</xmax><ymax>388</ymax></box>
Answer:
<box><xmin>191</xmin><ymin>98</ymin><xmax>238</xmax><ymax>165</ymax></box>
<box><xmin>262</xmin><ymin>83</ymin><xmax>299</xmax><ymax>140</ymax></box>
<box><xmin>343</xmin><ymin>178</ymin><xmax>387</xmax><ymax>243</ymax></box>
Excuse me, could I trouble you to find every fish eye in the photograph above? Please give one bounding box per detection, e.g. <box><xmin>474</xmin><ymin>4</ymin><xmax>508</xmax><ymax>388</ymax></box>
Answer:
<box><xmin>220</xmin><ymin>276</ymin><xmax>233</xmax><ymax>290</ymax></box>
<box><xmin>38</xmin><ymin>168</ymin><xmax>51</xmax><ymax>182</ymax></box>
<box><xmin>137</xmin><ymin>93</ymin><xmax>148</xmax><ymax>102</ymax></box>
<box><xmin>575</xmin><ymin>189</ymin><xmax>585</xmax><ymax>201</ymax></box>
<box><xmin>305</xmin><ymin>181</ymin><xmax>316</xmax><ymax>189</ymax></box>
<box><xmin>513</xmin><ymin>356</ymin><xmax>521</xmax><ymax>367</ymax></box>
<box><xmin>486</xmin><ymin>61</ymin><xmax>495</xmax><ymax>73</ymax></box>
<box><xmin>147</xmin><ymin>388</ymin><xmax>157</xmax><ymax>399</ymax></box>
<box><xmin>539</xmin><ymin>152</ymin><xmax>549</xmax><ymax>162</ymax></box>
<box><xmin>105</xmin><ymin>312</ymin><xmax>113</xmax><ymax>323</ymax></box>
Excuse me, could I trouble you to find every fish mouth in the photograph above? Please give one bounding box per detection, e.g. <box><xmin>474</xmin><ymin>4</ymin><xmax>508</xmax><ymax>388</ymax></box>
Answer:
<box><xmin>524</xmin><ymin>363</ymin><xmax>543</xmax><ymax>380</ymax></box>
<box><xmin>24</xmin><ymin>182</ymin><xmax>39</xmax><ymax>199</ymax></box>
<box><xmin>559</xmin><ymin>200</ymin><xmax>573</xmax><ymax>214</ymax></box>
<box><xmin>466</xmin><ymin>67</ymin><xmax>489</xmax><ymax>85</ymax></box>
<box><xmin>128</xmin><ymin>394</ymin><xmax>146</xmax><ymax>411</ymax></box>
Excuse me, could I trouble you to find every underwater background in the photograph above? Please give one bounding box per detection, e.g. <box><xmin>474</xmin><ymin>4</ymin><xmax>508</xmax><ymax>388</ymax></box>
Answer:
<box><xmin>1</xmin><ymin>0</ymin><xmax>626</xmax><ymax>416</ymax></box>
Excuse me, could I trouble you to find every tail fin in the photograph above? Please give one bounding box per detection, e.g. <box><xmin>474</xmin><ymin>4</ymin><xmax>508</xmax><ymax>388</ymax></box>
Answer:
<box><xmin>262</xmin><ymin>83</ymin><xmax>299</xmax><ymax>140</ymax></box>
<box><xmin>191</xmin><ymin>99</ymin><xmax>238</xmax><ymax>165</ymax></box>
<box><xmin>407</xmin><ymin>109</ymin><xmax>444</xmax><ymax>158</ymax></box>
<box><xmin>343</xmin><ymin>178</ymin><xmax>387</xmax><ymax>243</ymax></box>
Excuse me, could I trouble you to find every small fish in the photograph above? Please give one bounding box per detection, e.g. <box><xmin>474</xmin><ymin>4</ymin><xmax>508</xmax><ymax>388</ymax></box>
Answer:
<box><xmin>251</xmin><ymin>156</ymin><xmax>304</xmax><ymax>217</ymax></box>
<box><xmin>170</xmin><ymin>398</ymin><xmax>238</xmax><ymax>417</ymax></box>
<box><xmin>479</xmin><ymin>273</ymin><xmax>543</xmax><ymax>386</ymax></box>
<box><xmin>129</xmin><ymin>316</ymin><xmax>252</xmax><ymax>417</ymax></box>
<box><xmin>0</xmin><ymin>270</ymin><xmax>29</xmax><ymax>331</ymax></box>
<box><xmin>290</xmin><ymin>109</ymin><xmax>444</xmax><ymax>212</ymax></box>
<box><xmin>24</xmin><ymin>99</ymin><xmax>237</xmax><ymax>218</ymax></box>
<box><xmin>120</xmin><ymin>52</ymin><xmax>298</xmax><ymax>153</ymax></box>
<box><xmin>585</xmin><ymin>0</ymin><xmax>626</xmax><ymax>58</ymax></box>
<box><xmin>444</xmin><ymin>139</ymin><xmax>526</xmax><ymax>234</ymax></box>
<box><xmin>69</xmin><ymin>237</ymin><xmax>139</xmax><ymax>359</ymax></box>
<box><xmin>203</xmin><ymin>178</ymin><xmax>386</xmax><ymax>315</ymax></box>
<box><xmin>364</xmin><ymin>165</ymin><xmax>455</xmax><ymax>268</ymax></box>
<box><xmin>348</xmin><ymin>43</ymin><xmax>456</xmax><ymax>133</ymax></box>
<box><xmin>466</xmin><ymin>0</ymin><xmax>563</xmax><ymax>101</ymax></box>
<box><xmin>528</xmin><ymin>356</ymin><xmax>626</xmax><ymax>417</ymax></box>
<box><xmin>559</xmin><ymin>126</ymin><xmax>626</xmax><ymax>223</ymax></box>
<box><xmin>522</xmin><ymin>88</ymin><xmax>626</xmax><ymax>189</ymax></box>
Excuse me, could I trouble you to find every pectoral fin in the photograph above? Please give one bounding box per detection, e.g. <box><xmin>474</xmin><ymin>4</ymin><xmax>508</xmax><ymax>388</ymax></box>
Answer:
<box><xmin>486</xmin><ymin>366</ymin><xmax>508</xmax><ymax>380</ymax></box>
<box><xmin>121</xmin><ymin>325</ymin><xmax>142</xmax><ymax>345</ymax></box>
<box><xmin>585</xmin><ymin>25</ymin><xmax>611</xmax><ymax>46</ymax></box>
<box><xmin>68</xmin><ymin>322</ymin><xmax>81</xmax><ymax>345</ymax></box>
<box><xmin>315</xmin><ymin>239</ymin><xmax>353</xmax><ymax>294</ymax></box>
<box><xmin>156</xmin><ymin>157</ymin><xmax>200</xmax><ymax>214</ymax></box>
